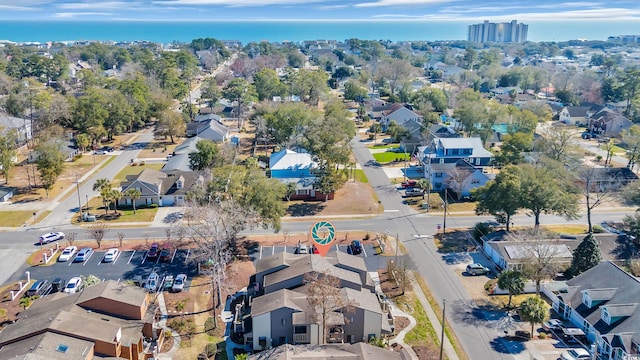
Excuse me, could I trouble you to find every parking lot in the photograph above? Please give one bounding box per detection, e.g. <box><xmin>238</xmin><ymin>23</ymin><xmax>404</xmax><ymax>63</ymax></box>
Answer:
<box><xmin>24</xmin><ymin>247</ymin><xmax>198</xmax><ymax>292</ymax></box>
<box><xmin>251</xmin><ymin>243</ymin><xmax>388</xmax><ymax>271</ymax></box>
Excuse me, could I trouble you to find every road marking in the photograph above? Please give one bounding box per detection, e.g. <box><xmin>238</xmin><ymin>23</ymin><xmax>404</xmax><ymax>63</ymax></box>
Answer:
<box><xmin>68</xmin><ymin>259</ymin><xmax>73</xmax><ymax>267</ymax></box>
<box><xmin>83</xmin><ymin>252</ymin><xmax>93</xmax><ymax>266</ymax></box>
<box><xmin>384</xmin><ymin>209</ymin><xmax>399</xmax><ymax>212</ymax></box>
<box><xmin>271</xmin><ymin>246</ymin><xmax>275</xmax><ymax>255</ymax></box>
<box><xmin>362</xmin><ymin>246</ymin><xmax>367</xmax><ymax>258</ymax></box>
<box><xmin>283</xmin><ymin>245</ymin><xmax>286</xmax><ymax>253</ymax></box>
<box><xmin>259</xmin><ymin>246</ymin><xmax>263</xmax><ymax>259</ymax></box>
<box><xmin>335</xmin><ymin>244</ymin><xmax>339</xmax><ymax>252</ymax></box>
<box><xmin>170</xmin><ymin>249</ymin><xmax>177</xmax><ymax>263</ymax></box>
<box><xmin>127</xmin><ymin>250</ymin><xmax>136</xmax><ymax>264</ymax></box>
<box><xmin>112</xmin><ymin>251</ymin><xmax>121</xmax><ymax>265</ymax></box>
<box><xmin>141</xmin><ymin>252</ymin><xmax>148</xmax><ymax>265</ymax></box>
<box><xmin>184</xmin><ymin>249</ymin><xmax>190</xmax><ymax>263</ymax></box>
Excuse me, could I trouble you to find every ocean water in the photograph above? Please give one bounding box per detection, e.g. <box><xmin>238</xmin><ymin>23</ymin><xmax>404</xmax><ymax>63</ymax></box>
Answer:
<box><xmin>0</xmin><ymin>20</ymin><xmax>639</xmax><ymax>45</ymax></box>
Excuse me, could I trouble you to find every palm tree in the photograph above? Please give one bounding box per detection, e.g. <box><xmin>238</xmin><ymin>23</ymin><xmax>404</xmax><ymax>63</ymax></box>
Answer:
<box><xmin>110</xmin><ymin>189</ymin><xmax>122</xmax><ymax>214</ymax></box>
<box><xmin>93</xmin><ymin>178</ymin><xmax>111</xmax><ymax>215</ymax></box>
<box><xmin>416</xmin><ymin>179</ymin><xmax>431</xmax><ymax>200</ymax></box>
<box><xmin>100</xmin><ymin>187</ymin><xmax>113</xmax><ymax>215</ymax></box>
<box><xmin>497</xmin><ymin>270</ymin><xmax>525</xmax><ymax>308</ymax></box>
<box><xmin>518</xmin><ymin>296</ymin><xmax>548</xmax><ymax>339</ymax></box>
<box><xmin>370</xmin><ymin>123</ymin><xmax>382</xmax><ymax>144</ymax></box>
<box><xmin>124</xmin><ymin>188</ymin><xmax>142</xmax><ymax>214</ymax></box>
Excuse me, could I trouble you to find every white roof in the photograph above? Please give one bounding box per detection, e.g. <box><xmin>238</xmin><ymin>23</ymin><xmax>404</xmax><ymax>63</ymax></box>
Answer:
<box><xmin>269</xmin><ymin>149</ymin><xmax>317</xmax><ymax>170</ymax></box>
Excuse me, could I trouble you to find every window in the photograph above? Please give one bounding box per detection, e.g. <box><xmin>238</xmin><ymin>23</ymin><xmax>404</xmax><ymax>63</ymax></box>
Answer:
<box><xmin>279</xmin><ymin>336</ymin><xmax>286</xmax><ymax>345</ymax></box>
<box><xmin>296</xmin><ymin>189</ymin><xmax>310</xmax><ymax>196</ymax></box>
<box><xmin>582</xmin><ymin>292</ymin><xmax>592</xmax><ymax>308</ymax></box>
<box><xmin>475</xmin><ymin>157</ymin><xmax>481</xmax><ymax>165</ymax></box>
<box><xmin>294</xmin><ymin>326</ymin><xmax>307</xmax><ymax>334</ymax></box>
<box><xmin>281</xmin><ymin>318</ymin><xmax>286</xmax><ymax>325</ymax></box>
<box><xmin>435</xmin><ymin>172</ymin><xmax>443</xmax><ymax>178</ymax></box>
<box><xmin>439</xmin><ymin>159</ymin><xmax>444</xmax><ymax>164</ymax></box>
<box><xmin>602</xmin><ymin>307</ymin><xmax>611</xmax><ymax>325</ymax></box>
<box><xmin>471</xmin><ymin>179</ymin><xmax>480</xmax><ymax>184</ymax></box>
<box><xmin>56</xmin><ymin>344</ymin><xmax>69</xmax><ymax>353</ymax></box>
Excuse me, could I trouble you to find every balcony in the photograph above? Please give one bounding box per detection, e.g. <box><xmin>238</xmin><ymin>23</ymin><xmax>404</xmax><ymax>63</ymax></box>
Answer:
<box><xmin>293</xmin><ymin>333</ymin><xmax>310</xmax><ymax>343</ymax></box>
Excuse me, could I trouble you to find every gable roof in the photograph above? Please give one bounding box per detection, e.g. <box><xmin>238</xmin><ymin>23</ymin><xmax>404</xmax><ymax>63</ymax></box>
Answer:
<box><xmin>198</xmin><ymin>120</ymin><xmax>229</xmax><ymax>142</ymax></box>
<box><xmin>564</xmin><ymin>106</ymin><xmax>591</xmax><ymax>117</ymax></box>
<box><xmin>250</xmin><ymin>288</ymin><xmax>308</xmax><ymax>317</ymax></box>
<box><xmin>432</xmin><ymin>137</ymin><xmax>494</xmax><ymax>158</ymax></box>
<box><xmin>564</xmin><ymin>261</ymin><xmax>640</xmax><ymax>338</ymax></box>
<box><xmin>269</xmin><ymin>149</ymin><xmax>316</xmax><ymax>171</ymax></box>
<box><xmin>263</xmin><ymin>255</ymin><xmax>362</xmax><ymax>289</ymax></box>
<box><xmin>162</xmin><ymin>153</ymin><xmax>192</xmax><ymax>172</ymax></box>
<box><xmin>249</xmin><ymin>342</ymin><xmax>404</xmax><ymax>360</ymax></box>
<box><xmin>174</xmin><ymin>136</ymin><xmax>204</xmax><ymax>154</ymax></box>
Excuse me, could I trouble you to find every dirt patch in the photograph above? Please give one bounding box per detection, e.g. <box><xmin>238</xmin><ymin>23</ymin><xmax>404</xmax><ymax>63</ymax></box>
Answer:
<box><xmin>413</xmin><ymin>345</ymin><xmax>441</xmax><ymax>360</ymax></box>
<box><xmin>394</xmin><ymin>316</ymin><xmax>410</xmax><ymax>333</ymax></box>
<box><xmin>285</xmin><ymin>181</ymin><xmax>380</xmax><ymax>217</ymax></box>
<box><xmin>434</xmin><ymin>231</ymin><xmax>477</xmax><ymax>254</ymax></box>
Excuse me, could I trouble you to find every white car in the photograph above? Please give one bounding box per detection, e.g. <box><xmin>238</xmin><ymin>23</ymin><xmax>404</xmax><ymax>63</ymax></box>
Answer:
<box><xmin>64</xmin><ymin>277</ymin><xmax>83</xmax><ymax>294</ymax></box>
<box><xmin>560</xmin><ymin>348</ymin><xmax>590</xmax><ymax>360</ymax></box>
<box><xmin>172</xmin><ymin>274</ymin><xmax>187</xmax><ymax>292</ymax></box>
<box><xmin>39</xmin><ymin>232</ymin><xmax>65</xmax><ymax>245</ymax></box>
<box><xmin>103</xmin><ymin>248</ymin><xmax>119</xmax><ymax>263</ymax></box>
<box><xmin>145</xmin><ymin>272</ymin><xmax>159</xmax><ymax>292</ymax></box>
<box><xmin>58</xmin><ymin>246</ymin><xmax>77</xmax><ymax>262</ymax></box>
<box><xmin>295</xmin><ymin>244</ymin><xmax>308</xmax><ymax>254</ymax></box>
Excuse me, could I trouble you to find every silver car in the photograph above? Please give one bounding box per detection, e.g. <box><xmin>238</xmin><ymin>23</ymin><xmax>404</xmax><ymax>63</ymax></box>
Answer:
<box><xmin>466</xmin><ymin>263</ymin><xmax>490</xmax><ymax>275</ymax></box>
<box><xmin>172</xmin><ymin>274</ymin><xmax>187</xmax><ymax>292</ymax></box>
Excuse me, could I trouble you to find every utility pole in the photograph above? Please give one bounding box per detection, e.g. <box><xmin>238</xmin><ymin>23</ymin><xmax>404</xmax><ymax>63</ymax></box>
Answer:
<box><xmin>443</xmin><ymin>188</ymin><xmax>447</xmax><ymax>235</ymax></box>
<box><xmin>439</xmin><ymin>299</ymin><xmax>446</xmax><ymax>360</ymax></box>
<box><xmin>395</xmin><ymin>233</ymin><xmax>399</xmax><ymax>264</ymax></box>
<box><xmin>75</xmin><ymin>174</ymin><xmax>83</xmax><ymax>222</ymax></box>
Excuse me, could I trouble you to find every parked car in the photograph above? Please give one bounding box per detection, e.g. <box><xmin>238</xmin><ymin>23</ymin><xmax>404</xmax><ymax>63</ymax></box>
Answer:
<box><xmin>74</xmin><ymin>248</ymin><xmax>93</xmax><ymax>263</ymax></box>
<box><xmin>172</xmin><ymin>274</ymin><xmax>187</xmax><ymax>292</ymax></box>
<box><xmin>39</xmin><ymin>231</ymin><xmax>65</xmax><ymax>245</ymax></box>
<box><xmin>295</xmin><ymin>244</ymin><xmax>308</xmax><ymax>254</ymax></box>
<box><xmin>103</xmin><ymin>248</ymin><xmax>119</xmax><ymax>263</ymax></box>
<box><xmin>26</xmin><ymin>280</ymin><xmax>52</xmax><ymax>297</ymax></box>
<box><xmin>145</xmin><ymin>272</ymin><xmax>160</xmax><ymax>292</ymax></box>
<box><xmin>466</xmin><ymin>263</ymin><xmax>490</xmax><ymax>276</ymax></box>
<box><xmin>310</xmin><ymin>245</ymin><xmax>320</xmax><ymax>254</ymax></box>
<box><xmin>349</xmin><ymin>240</ymin><xmax>363</xmax><ymax>255</ymax></box>
<box><xmin>560</xmin><ymin>348</ymin><xmax>590</xmax><ymax>360</ymax></box>
<box><xmin>101</xmin><ymin>146</ymin><xmax>114</xmax><ymax>152</ymax></box>
<box><xmin>93</xmin><ymin>149</ymin><xmax>107</xmax><ymax>155</ymax></box>
<box><xmin>163</xmin><ymin>275</ymin><xmax>174</xmax><ymax>291</ymax></box>
<box><xmin>64</xmin><ymin>277</ymin><xmax>83</xmax><ymax>294</ymax></box>
<box><xmin>58</xmin><ymin>246</ymin><xmax>77</xmax><ymax>262</ymax></box>
<box><xmin>160</xmin><ymin>244</ymin><xmax>172</xmax><ymax>262</ymax></box>
<box><xmin>401</xmin><ymin>180</ymin><xmax>417</xmax><ymax>188</ymax></box>
<box><xmin>404</xmin><ymin>188</ymin><xmax>424</xmax><ymax>197</ymax></box>
<box><xmin>542</xmin><ymin>319</ymin><xmax>564</xmax><ymax>332</ymax></box>
<box><xmin>560</xmin><ymin>328</ymin><xmax>588</xmax><ymax>344</ymax></box>
<box><xmin>147</xmin><ymin>243</ymin><xmax>159</xmax><ymax>258</ymax></box>
<box><xmin>51</xmin><ymin>278</ymin><xmax>67</xmax><ymax>293</ymax></box>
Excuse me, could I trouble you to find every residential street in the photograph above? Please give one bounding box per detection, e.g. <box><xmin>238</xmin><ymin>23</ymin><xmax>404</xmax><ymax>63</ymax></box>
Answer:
<box><xmin>0</xmin><ymin>132</ymin><xmax>636</xmax><ymax>359</ymax></box>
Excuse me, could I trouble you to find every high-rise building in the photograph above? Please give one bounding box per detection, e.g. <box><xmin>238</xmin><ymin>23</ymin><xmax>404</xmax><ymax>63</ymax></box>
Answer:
<box><xmin>468</xmin><ymin>20</ymin><xmax>528</xmax><ymax>43</ymax></box>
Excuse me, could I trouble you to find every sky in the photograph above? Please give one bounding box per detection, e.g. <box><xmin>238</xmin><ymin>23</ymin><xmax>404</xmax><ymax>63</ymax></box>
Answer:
<box><xmin>1</xmin><ymin>0</ymin><xmax>640</xmax><ymax>22</ymax></box>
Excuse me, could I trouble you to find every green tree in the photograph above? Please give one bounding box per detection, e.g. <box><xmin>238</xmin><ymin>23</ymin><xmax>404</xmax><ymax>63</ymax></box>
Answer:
<box><xmin>253</xmin><ymin>68</ymin><xmax>285</xmax><ymax>101</ymax></box>
<box><xmin>369</xmin><ymin>123</ymin><xmax>382</xmax><ymax>144</ymax></box>
<box><xmin>223</xmin><ymin>78</ymin><xmax>257</xmax><ymax>122</ymax></box>
<box><xmin>189</xmin><ymin>140</ymin><xmax>221</xmax><ymax>171</ymax></box>
<box><xmin>262</xmin><ymin>102</ymin><xmax>321</xmax><ymax>147</ymax></box>
<box><xmin>288</xmin><ymin>69</ymin><xmax>329</xmax><ymax>105</ymax></box>
<box><xmin>155</xmin><ymin>109</ymin><xmax>185</xmax><ymax>144</ymax></box>
<box><xmin>623</xmin><ymin>212</ymin><xmax>640</xmax><ymax>248</ymax></box>
<box><xmin>0</xmin><ymin>130</ymin><xmax>18</xmax><ymax>184</ymax></box>
<box><xmin>343</xmin><ymin>80</ymin><xmax>368</xmax><ymax>101</ymax></box>
<box><xmin>415</xmin><ymin>179</ymin><xmax>431</xmax><ymax>200</ymax></box>
<box><xmin>494</xmin><ymin>133</ymin><xmax>532</xmax><ymax>166</ymax></box>
<box><xmin>497</xmin><ymin>270</ymin><xmax>525</xmax><ymax>308</ymax></box>
<box><xmin>519</xmin><ymin>162</ymin><xmax>579</xmax><ymax>228</ymax></box>
<box><xmin>518</xmin><ymin>296</ymin><xmax>548</xmax><ymax>339</ymax></box>
<box><xmin>617</xmin><ymin>68</ymin><xmax>640</xmax><ymax>115</ymax></box>
<box><xmin>567</xmin><ymin>234</ymin><xmax>602</xmax><ymax>278</ymax></box>
<box><xmin>622</xmin><ymin>125</ymin><xmax>640</xmax><ymax>171</ymax></box>
<box><xmin>200</xmin><ymin>77</ymin><xmax>221</xmax><ymax>112</ymax></box>
<box><xmin>93</xmin><ymin>178</ymin><xmax>111</xmax><ymax>214</ymax></box>
<box><xmin>75</xmin><ymin>133</ymin><xmax>91</xmax><ymax>152</ymax></box>
<box><xmin>124</xmin><ymin>188</ymin><xmax>142</xmax><ymax>214</ymax></box>
<box><xmin>35</xmin><ymin>140</ymin><xmax>66</xmax><ymax>198</ymax></box>
<box><xmin>411</xmin><ymin>87</ymin><xmax>448</xmax><ymax>113</ymax></box>
<box><xmin>473</xmin><ymin>165</ymin><xmax>522</xmax><ymax>232</ymax></box>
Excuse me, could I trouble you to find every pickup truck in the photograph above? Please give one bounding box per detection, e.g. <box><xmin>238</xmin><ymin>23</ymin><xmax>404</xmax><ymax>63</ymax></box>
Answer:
<box><xmin>404</xmin><ymin>188</ymin><xmax>424</xmax><ymax>197</ymax></box>
<box><xmin>401</xmin><ymin>180</ymin><xmax>417</xmax><ymax>188</ymax></box>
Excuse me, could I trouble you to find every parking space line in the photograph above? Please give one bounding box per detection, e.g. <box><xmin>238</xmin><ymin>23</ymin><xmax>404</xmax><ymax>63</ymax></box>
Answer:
<box><xmin>112</xmin><ymin>251</ymin><xmax>122</xmax><ymax>265</ymax></box>
<box><xmin>83</xmin><ymin>253</ymin><xmax>93</xmax><ymax>266</ymax></box>
<box><xmin>68</xmin><ymin>260</ymin><xmax>73</xmax><ymax>267</ymax></box>
<box><xmin>362</xmin><ymin>247</ymin><xmax>367</xmax><ymax>258</ymax></box>
<box><xmin>97</xmin><ymin>256</ymin><xmax>102</xmax><ymax>266</ymax></box>
<box><xmin>170</xmin><ymin>249</ymin><xmax>177</xmax><ymax>263</ymax></box>
<box><xmin>184</xmin><ymin>249</ymin><xmax>190</xmax><ymax>263</ymax></box>
<box><xmin>283</xmin><ymin>245</ymin><xmax>286</xmax><ymax>253</ymax></box>
<box><xmin>259</xmin><ymin>246</ymin><xmax>263</xmax><ymax>259</ymax></box>
<box><xmin>127</xmin><ymin>250</ymin><xmax>136</xmax><ymax>264</ymax></box>
<box><xmin>141</xmin><ymin>252</ymin><xmax>148</xmax><ymax>265</ymax></box>
<box><xmin>335</xmin><ymin>244</ymin><xmax>339</xmax><ymax>252</ymax></box>
<box><xmin>271</xmin><ymin>246</ymin><xmax>275</xmax><ymax>255</ymax></box>
<box><xmin>155</xmin><ymin>256</ymin><xmax>161</xmax><ymax>264</ymax></box>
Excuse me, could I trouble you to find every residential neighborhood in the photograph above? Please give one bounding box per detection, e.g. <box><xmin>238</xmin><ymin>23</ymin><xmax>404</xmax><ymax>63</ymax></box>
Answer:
<box><xmin>1</xmin><ymin>28</ymin><xmax>640</xmax><ymax>360</ymax></box>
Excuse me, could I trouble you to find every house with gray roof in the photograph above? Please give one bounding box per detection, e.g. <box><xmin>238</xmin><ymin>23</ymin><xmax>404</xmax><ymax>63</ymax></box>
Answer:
<box><xmin>543</xmin><ymin>262</ymin><xmax>640</xmax><ymax>360</ymax></box>
<box><xmin>269</xmin><ymin>148</ymin><xmax>332</xmax><ymax>200</ymax></box>
<box><xmin>186</xmin><ymin>114</ymin><xmax>229</xmax><ymax>142</ymax></box>
<box><xmin>119</xmin><ymin>168</ymin><xmax>204</xmax><ymax>207</ymax></box>
<box><xmin>559</xmin><ymin>105</ymin><xmax>592</xmax><ymax>126</ymax></box>
<box><xmin>246</xmin><ymin>252</ymin><xmax>391</xmax><ymax>352</ymax></box>
<box><xmin>426</xmin><ymin>159</ymin><xmax>492</xmax><ymax>199</ymax></box>
<box><xmin>0</xmin><ymin>113</ymin><xmax>32</xmax><ymax>143</ymax></box>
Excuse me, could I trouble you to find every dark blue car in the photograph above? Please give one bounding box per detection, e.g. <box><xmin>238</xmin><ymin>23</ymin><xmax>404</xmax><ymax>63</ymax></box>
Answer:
<box><xmin>349</xmin><ymin>240</ymin><xmax>363</xmax><ymax>255</ymax></box>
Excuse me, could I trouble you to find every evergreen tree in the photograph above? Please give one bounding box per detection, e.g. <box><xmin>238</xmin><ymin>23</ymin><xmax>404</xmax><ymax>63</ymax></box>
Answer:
<box><xmin>497</xmin><ymin>270</ymin><xmax>525</xmax><ymax>308</ymax></box>
<box><xmin>567</xmin><ymin>234</ymin><xmax>602</xmax><ymax>278</ymax></box>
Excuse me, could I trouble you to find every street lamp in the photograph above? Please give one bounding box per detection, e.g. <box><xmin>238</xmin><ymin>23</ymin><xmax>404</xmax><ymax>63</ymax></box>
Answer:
<box><xmin>74</xmin><ymin>174</ymin><xmax>83</xmax><ymax>222</ymax></box>
<box><xmin>439</xmin><ymin>299</ymin><xmax>446</xmax><ymax>360</ymax></box>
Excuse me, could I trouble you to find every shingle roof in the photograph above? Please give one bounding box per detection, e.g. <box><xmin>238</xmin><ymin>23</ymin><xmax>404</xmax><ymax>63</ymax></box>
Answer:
<box><xmin>0</xmin><ymin>332</ymin><xmax>94</xmax><ymax>360</ymax></box>
<box><xmin>250</xmin><ymin>289</ymin><xmax>308</xmax><ymax>317</ymax></box>
<box><xmin>248</xmin><ymin>343</ymin><xmax>404</xmax><ymax>360</ymax></box>
<box><xmin>263</xmin><ymin>255</ymin><xmax>362</xmax><ymax>289</ymax></box>
<box><xmin>434</xmin><ymin>137</ymin><xmax>494</xmax><ymax>158</ymax></box>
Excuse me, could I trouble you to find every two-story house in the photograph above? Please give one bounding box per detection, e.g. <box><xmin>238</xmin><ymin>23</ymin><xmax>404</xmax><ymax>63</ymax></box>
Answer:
<box><xmin>427</xmin><ymin>159</ymin><xmax>492</xmax><ymax>198</ymax></box>
<box><xmin>245</xmin><ymin>252</ymin><xmax>391</xmax><ymax>352</ymax></box>
<box><xmin>543</xmin><ymin>261</ymin><xmax>640</xmax><ymax>360</ymax></box>
<box><xmin>559</xmin><ymin>106</ymin><xmax>592</xmax><ymax>126</ymax></box>
<box><xmin>0</xmin><ymin>280</ymin><xmax>160</xmax><ymax>360</ymax></box>
<box><xmin>119</xmin><ymin>168</ymin><xmax>204</xmax><ymax>207</ymax></box>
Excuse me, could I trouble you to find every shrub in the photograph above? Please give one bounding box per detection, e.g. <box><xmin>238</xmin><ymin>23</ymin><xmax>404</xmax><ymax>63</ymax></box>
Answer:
<box><xmin>363</xmin><ymin>233</ymin><xmax>370</xmax><ymax>241</ymax></box>
<box><xmin>205</xmin><ymin>342</ymin><xmax>218</xmax><ymax>357</ymax></box>
<box><xmin>592</xmin><ymin>225</ymin><xmax>605</xmax><ymax>233</ymax></box>
<box><xmin>175</xmin><ymin>299</ymin><xmax>188</xmax><ymax>312</ymax></box>
<box><xmin>165</xmin><ymin>329</ymin><xmax>172</xmax><ymax>338</ymax></box>
<box><xmin>73</xmin><ymin>153</ymin><xmax>83</xmax><ymax>161</ymax></box>
<box><xmin>484</xmin><ymin>279</ymin><xmax>497</xmax><ymax>294</ymax></box>
<box><xmin>204</xmin><ymin>317</ymin><xmax>216</xmax><ymax>336</ymax></box>
<box><xmin>538</xmin><ymin>332</ymin><xmax>547</xmax><ymax>339</ymax></box>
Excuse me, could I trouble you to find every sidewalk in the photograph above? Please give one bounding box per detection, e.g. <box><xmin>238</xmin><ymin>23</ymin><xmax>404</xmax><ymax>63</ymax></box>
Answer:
<box><xmin>156</xmin><ymin>293</ymin><xmax>181</xmax><ymax>360</ymax></box>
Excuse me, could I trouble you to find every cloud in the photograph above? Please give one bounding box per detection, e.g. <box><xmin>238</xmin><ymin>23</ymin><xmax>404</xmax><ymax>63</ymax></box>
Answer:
<box><xmin>53</xmin><ymin>11</ymin><xmax>114</xmax><ymax>18</ymax></box>
<box><xmin>355</xmin><ymin>0</ymin><xmax>455</xmax><ymax>8</ymax></box>
<box><xmin>152</xmin><ymin>0</ymin><xmax>327</xmax><ymax>6</ymax></box>
<box><xmin>56</xmin><ymin>1</ymin><xmax>144</xmax><ymax>10</ymax></box>
<box><xmin>0</xmin><ymin>5</ymin><xmax>41</xmax><ymax>10</ymax></box>
<box><xmin>373</xmin><ymin>6</ymin><xmax>640</xmax><ymax>20</ymax></box>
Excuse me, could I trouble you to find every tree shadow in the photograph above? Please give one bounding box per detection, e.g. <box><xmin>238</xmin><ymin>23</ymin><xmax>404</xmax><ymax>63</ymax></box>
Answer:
<box><xmin>286</xmin><ymin>202</ymin><xmax>326</xmax><ymax>217</ymax></box>
<box><xmin>447</xmin><ymin>299</ymin><xmax>517</xmax><ymax>333</ymax></box>
<box><xmin>612</xmin><ymin>234</ymin><xmax>640</xmax><ymax>259</ymax></box>
<box><xmin>490</xmin><ymin>336</ymin><xmax>527</xmax><ymax>354</ymax></box>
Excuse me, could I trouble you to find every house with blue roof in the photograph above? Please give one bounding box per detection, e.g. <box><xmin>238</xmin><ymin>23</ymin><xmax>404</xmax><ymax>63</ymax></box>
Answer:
<box><xmin>416</xmin><ymin>137</ymin><xmax>493</xmax><ymax>169</ymax></box>
<box><xmin>269</xmin><ymin>149</ymin><xmax>332</xmax><ymax>200</ymax></box>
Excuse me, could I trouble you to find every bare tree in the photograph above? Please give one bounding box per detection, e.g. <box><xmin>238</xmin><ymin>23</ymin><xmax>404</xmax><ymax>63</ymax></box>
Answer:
<box><xmin>518</xmin><ymin>230</ymin><xmax>568</xmax><ymax>295</ymax></box>
<box><xmin>535</xmin><ymin>127</ymin><xmax>580</xmax><ymax>165</ymax></box>
<box><xmin>579</xmin><ymin>166</ymin><xmax>620</xmax><ymax>233</ymax></box>
<box><xmin>86</xmin><ymin>222</ymin><xmax>109</xmax><ymax>248</ymax></box>
<box><xmin>117</xmin><ymin>232</ymin><xmax>125</xmax><ymax>248</ymax></box>
<box><xmin>446</xmin><ymin>166</ymin><xmax>471</xmax><ymax>200</ymax></box>
<box><xmin>66</xmin><ymin>232</ymin><xmax>77</xmax><ymax>247</ymax></box>
<box><xmin>180</xmin><ymin>199</ymin><xmax>257</xmax><ymax>330</ymax></box>
<box><xmin>305</xmin><ymin>272</ymin><xmax>357</xmax><ymax>344</ymax></box>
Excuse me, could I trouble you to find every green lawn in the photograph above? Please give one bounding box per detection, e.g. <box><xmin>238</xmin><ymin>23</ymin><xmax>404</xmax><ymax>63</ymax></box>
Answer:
<box><xmin>394</xmin><ymin>291</ymin><xmax>439</xmax><ymax>347</ymax></box>
<box><xmin>372</xmin><ymin>151</ymin><xmax>410</xmax><ymax>163</ymax></box>
<box><xmin>353</xmin><ymin>169</ymin><xmax>369</xmax><ymax>183</ymax></box>
<box><xmin>112</xmin><ymin>163</ymin><xmax>165</xmax><ymax>186</ymax></box>
<box><xmin>73</xmin><ymin>197</ymin><xmax>159</xmax><ymax>224</ymax></box>
<box><xmin>367</xmin><ymin>143</ymin><xmax>399</xmax><ymax>149</ymax></box>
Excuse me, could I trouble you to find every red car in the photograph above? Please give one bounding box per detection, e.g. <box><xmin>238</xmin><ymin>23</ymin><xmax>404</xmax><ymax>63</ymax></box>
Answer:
<box><xmin>311</xmin><ymin>245</ymin><xmax>320</xmax><ymax>254</ymax></box>
<box><xmin>401</xmin><ymin>180</ymin><xmax>417</xmax><ymax>188</ymax></box>
<box><xmin>147</xmin><ymin>243</ymin><xmax>159</xmax><ymax>258</ymax></box>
